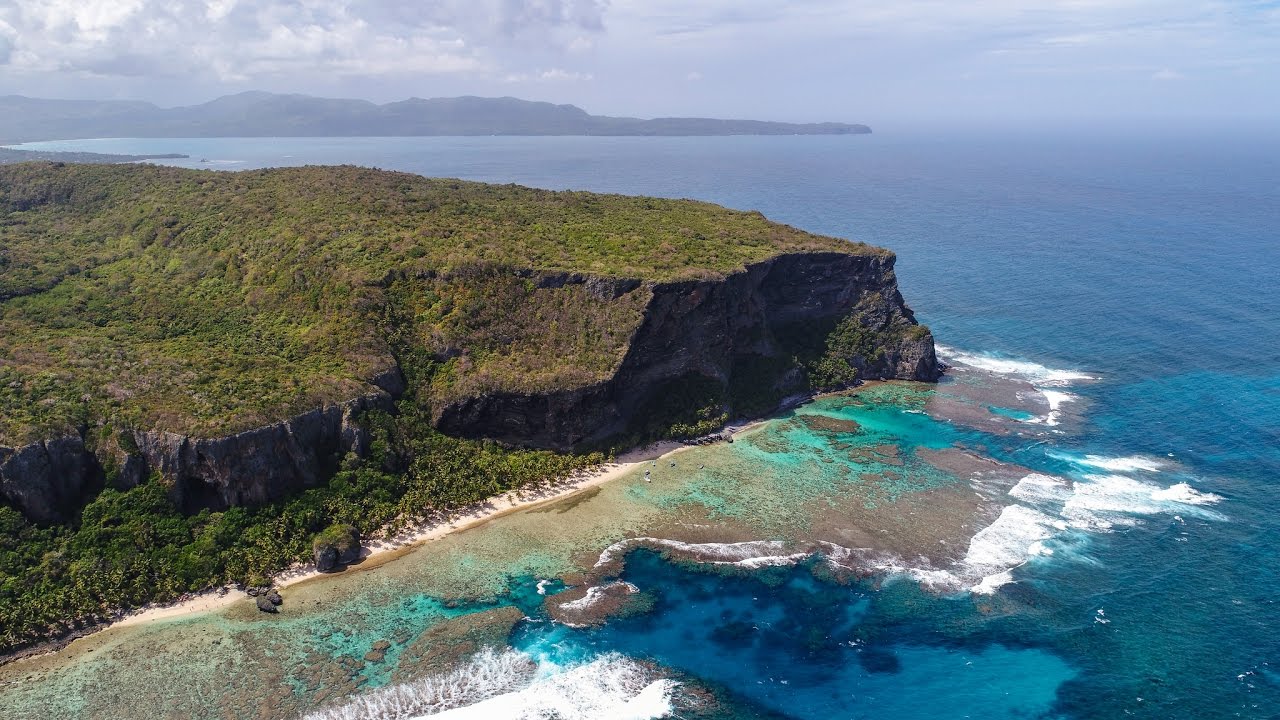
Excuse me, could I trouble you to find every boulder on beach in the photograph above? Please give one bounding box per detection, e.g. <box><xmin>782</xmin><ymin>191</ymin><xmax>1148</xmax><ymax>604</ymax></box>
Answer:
<box><xmin>313</xmin><ymin>523</ymin><xmax>362</xmax><ymax>572</ymax></box>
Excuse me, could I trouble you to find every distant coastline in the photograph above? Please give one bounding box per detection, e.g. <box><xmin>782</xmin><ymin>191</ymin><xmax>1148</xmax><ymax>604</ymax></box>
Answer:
<box><xmin>0</xmin><ymin>146</ymin><xmax>188</xmax><ymax>165</ymax></box>
<box><xmin>0</xmin><ymin>92</ymin><xmax>870</xmax><ymax>143</ymax></box>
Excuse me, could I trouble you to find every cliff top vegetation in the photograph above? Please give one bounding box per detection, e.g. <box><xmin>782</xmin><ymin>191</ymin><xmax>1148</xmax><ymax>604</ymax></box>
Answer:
<box><xmin>0</xmin><ymin>162</ymin><xmax>885</xmax><ymax>444</ymax></box>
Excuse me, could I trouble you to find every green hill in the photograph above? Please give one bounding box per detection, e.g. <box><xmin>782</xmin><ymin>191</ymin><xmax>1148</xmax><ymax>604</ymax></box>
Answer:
<box><xmin>0</xmin><ymin>162</ymin><xmax>879</xmax><ymax>444</ymax></box>
<box><xmin>0</xmin><ymin>162</ymin><xmax>934</xmax><ymax>655</ymax></box>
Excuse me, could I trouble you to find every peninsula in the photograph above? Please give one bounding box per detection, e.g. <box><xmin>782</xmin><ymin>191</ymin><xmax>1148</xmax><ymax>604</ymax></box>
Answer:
<box><xmin>0</xmin><ymin>162</ymin><xmax>934</xmax><ymax>655</ymax></box>
<box><xmin>0</xmin><ymin>93</ymin><xmax>871</xmax><ymax>143</ymax></box>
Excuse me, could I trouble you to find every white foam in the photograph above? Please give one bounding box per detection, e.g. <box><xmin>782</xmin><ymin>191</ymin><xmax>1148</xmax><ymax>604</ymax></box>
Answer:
<box><xmin>1050</xmin><ymin>452</ymin><xmax>1165</xmax><ymax>473</ymax></box>
<box><xmin>936</xmin><ymin>346</ymin><xmax>1096</xmax><ymax>386</ymax></box>
<box><xmin>557</xmin><ymin>582</ymin><xmax>638</xmax><ymax>612</ymax></box>
<box><xmin>303</xmin><ymin>647</ymin><xmax>535</xmax><ymax>720</ymax></box>
<box><xmin>1008</xmin><ymin>473</ymin><xmax>1073</xmax><ymax>507</ymax></box>
<box><xmin>595</xmin><ymin>538</ymin><xmax>802</xmax><ymax>569</ymax></box>
<box><xmin>1062</xmin><ymin>474</ymin><xmax>1225</xmax><ymax>530</ymax></box>
<box><xmin>1150</xmin><ymin>482</ymin><xmax>1224</xmax><ymax>506</ymax></box>
<box><xmin>1034</xmin><ymin>390</ymin><xmax>1079</xmax><ymax>426</ymax></box>
<box><xmin>304</xmin><ymin>648</ymin><xmax>677</xmax><ymax>720</ymax></box>
<box><xmin>972</xmin><ymin>570</ymin><xmax>1016</xmax><ymax>594</ymax></box>
<box><xmin>963</xmin><ymin>504</ymin><xmax>1059</xmax><ymax>572</ymax></box>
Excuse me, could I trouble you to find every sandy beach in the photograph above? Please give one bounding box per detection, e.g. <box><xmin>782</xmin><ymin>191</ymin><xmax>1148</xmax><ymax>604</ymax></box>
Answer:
<box><xmin>107</xmin><ymin>439</ymin><xmax>692</xmax><ymax>632</ymax></box>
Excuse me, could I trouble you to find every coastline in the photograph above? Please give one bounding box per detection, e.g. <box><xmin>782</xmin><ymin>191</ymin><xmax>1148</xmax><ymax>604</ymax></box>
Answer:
<box><xmin>0</xmin><ymin>386</ymin><xmax>840</xmax><ymax>669</ymax></box>
<box><xmin>67</xmin><ymin>440</ymin><xmax>694</xmax><ymax>638</ymax></box>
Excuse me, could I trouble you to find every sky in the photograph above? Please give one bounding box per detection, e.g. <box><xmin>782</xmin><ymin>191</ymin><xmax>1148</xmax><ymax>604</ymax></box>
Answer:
<box><xmin>0</xmin><ymin>0</ymin><xmax>1276</xmax><ymax>125</ymax></box>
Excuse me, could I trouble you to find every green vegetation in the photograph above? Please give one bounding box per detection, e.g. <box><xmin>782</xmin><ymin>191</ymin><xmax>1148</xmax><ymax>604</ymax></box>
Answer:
<box><xmin>0</xmin><ymin>162</ymin><xmax>879</xmax><ymax>444</ymax></box>
<box><xmin>0</xmin><ymin>397</ymin><xmax>603</xmax><ymax>651</ymax></box>
<box><xmin>0</xmin><ymin>162</ymin><xmax>896</xmax><ymax>655</ymax></box>
<box><xmin>806</xmin><ymin>303</ymin><xmax>924</xmax><ymax>392</ymax></box>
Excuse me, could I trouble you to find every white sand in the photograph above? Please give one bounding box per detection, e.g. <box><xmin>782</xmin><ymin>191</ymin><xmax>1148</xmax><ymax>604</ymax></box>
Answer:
<box><xmin>108</xmin><ymin>440</ymin><xmax>689</xmax><ymax>631</ymax></box>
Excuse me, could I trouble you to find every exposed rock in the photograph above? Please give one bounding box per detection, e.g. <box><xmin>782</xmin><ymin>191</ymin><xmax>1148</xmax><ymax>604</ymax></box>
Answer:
<box><xmin>266</xmin><ymin>590</ymin><xmax>283</xmax><ymax>606</ymax></box>
<box><xmin>255</xmin><ymin>595</ymin><xmax>278</xmax><ymax>614</ymax></box>
<box><xmin>363</xmin><ymin>639</ymin><xmax>392</xmax><ymax>663</ymax></box>
<box><xmin>435</xmin><ymin>252</ymin><xmax>939</xmax><ymax>450</ymax></box>
<box><xmin>0</xmin><ymin>436</ymin><xmax>97</xmax><ymax>523</ymax></box>
<box><xmin>314</xmin><ymin>545</ymin><xmax>339</xmax><ymax>574</ymax></box>
<box><xmin>1</xmin><ymin>252</ymin><xmax>938</xmax><ymax>522</ymax></box>
<box><xmin>313</xmin><ymin>524</ymin><xmax>362</xmax><ymax>572</ymax></box>
<box><xmin>128</xmin><ymin>392</ymin><xmax>394</xmax><ymax>513</ymax></box>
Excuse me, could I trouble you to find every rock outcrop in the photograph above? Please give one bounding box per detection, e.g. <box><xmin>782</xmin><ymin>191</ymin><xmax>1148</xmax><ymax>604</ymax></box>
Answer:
<box><xmin>434</xmin><ymin>252</ymin><xmax>939</xmax><ymax>450</ymax></box>
<box><xmin>0</xmin><ymin>436</ymin><xmax>97</xmax><ymax>523</ymax></box>
<box><xmin>1</xmin><ymin>251</ymin><xmax>937</xmax><ymax>522</ymax></box>
<box><xmin>129</xmin><ymin>393</ymin><xmax>393</xmax><ymax>514</ymax></box>
<box><xmin>313</xmin><ymin>524</ymin><xmax>362</xmax><ymax>572</ymax></box>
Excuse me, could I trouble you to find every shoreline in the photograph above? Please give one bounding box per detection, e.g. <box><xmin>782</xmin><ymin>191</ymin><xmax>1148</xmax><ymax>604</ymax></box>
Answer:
<box><xmin>0</xmin><ymin>389</ymin><xmax>817</xmax><ymax>668</ymax></box>
<box><xmin>35</xmin><ymin>439</ymin><xmax>696</xmax><ymax>648</ymax></box>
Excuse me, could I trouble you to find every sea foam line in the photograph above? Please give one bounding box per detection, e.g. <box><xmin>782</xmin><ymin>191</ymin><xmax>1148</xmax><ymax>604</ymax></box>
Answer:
<box><xmin>302</xmin><ymin>648</ymin><xmax>678</xmax><ymax>720</ymax></box>
<box><xmin>935</xmin><ymin>345</ymin><xmax>1097</xmax><ymax>386</ymax></box>
<box><xmin>595</xmin><ymin>538</ymin><xmax>806</xmax><ymax>570</ymax></box>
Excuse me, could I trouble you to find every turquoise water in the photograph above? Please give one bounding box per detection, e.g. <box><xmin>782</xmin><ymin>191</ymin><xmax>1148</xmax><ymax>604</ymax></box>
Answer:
<box><xmin>10</xmin><ymin>132</ymin><xmax>1280</xmax><ymax>718</ymax></box>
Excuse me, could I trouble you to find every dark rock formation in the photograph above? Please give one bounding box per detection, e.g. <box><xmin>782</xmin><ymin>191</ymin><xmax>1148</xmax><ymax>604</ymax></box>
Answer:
<box><xmin>313</xmin><ymin>524</ymin><xmax>362</xmax><ymax>572</ymax></box>
<box><xmin>363</xmin><ymin>639</ymin><xmax>391</xmax><ymax>663</ymax></box>
<box><xmin>1</xmin><ymin>251</ymin><xmax>937</xmax><ymax>522</ymax></box>
<box><xmin>127</xmin><ymin>393</ymin><xmax>393</xmax><ymax>514</ymax></box>
<box><xmin>255</xmin><ymin>595</ymin><xmax>278</xmax><ymax>613</ymax></box>
<box><xmin>435</xmin><ymin>252</ymin><xmax>939</xmax><ymax>450</ymax></box>
<box><xmin>0</xmin><ymin>436</ymin><xmax>97</xmax><ymax>523</ymax></box>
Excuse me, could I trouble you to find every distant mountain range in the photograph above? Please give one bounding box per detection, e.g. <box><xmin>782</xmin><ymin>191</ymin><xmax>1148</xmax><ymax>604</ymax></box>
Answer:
<box><xmin>0</xmin><ymin>92</ymin><xmax>870</xmax><ymax>142</ymax></box>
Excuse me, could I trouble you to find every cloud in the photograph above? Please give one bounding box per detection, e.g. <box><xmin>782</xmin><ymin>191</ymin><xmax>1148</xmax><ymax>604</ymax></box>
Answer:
<box><xmin>0</xmin><ymin>0</ymin><xmax>606</xmax><ymax>83</ymax></box>
<box><xmin>501</xmin><ymin>67</ymin><xmax>594</xmax><ymax>83</ymax></box>
<box><xmin>0</xmin><ymin>0</ymin><xmax>1275</xmax><ymax>120</ymax></box>
<box><xmin>538</xmin><ymin>68</ymin><xmax>593</xmax><ymax>81</ymax></box>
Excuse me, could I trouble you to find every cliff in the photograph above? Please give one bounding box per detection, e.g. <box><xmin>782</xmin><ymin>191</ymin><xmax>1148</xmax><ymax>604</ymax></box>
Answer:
<box><xmin>435</xmin><ymin>252</ymin><xmax>937</xmax><ymax>450</ymax></box>
<box><xmin>0</xmin><ymin>163</ymin><xmax>937</xmax><ymax>524</ymax></box>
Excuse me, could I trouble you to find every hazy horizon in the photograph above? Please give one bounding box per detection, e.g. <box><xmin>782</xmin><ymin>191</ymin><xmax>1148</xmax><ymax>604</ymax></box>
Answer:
<box><xmin>0</xmin><ymin>1</ymin><xmax>1276</xmax><ymax>129</ymax></box>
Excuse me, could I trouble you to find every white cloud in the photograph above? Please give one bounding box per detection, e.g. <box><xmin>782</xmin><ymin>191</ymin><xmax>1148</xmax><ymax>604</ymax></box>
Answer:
<box><xmin>1152</xmin><ymin>67</ymin><xmax>1183</xmax><ymax>81</ymax></box>
<box><xmin>539</xmin><ymin>68</ymin><xmax>593</xmax><ymax>81</ymax></box>
<box><xmin>0</xmin><ymin>0</ymin><xmax>606</xmax><ymax>82</ymax></box>
<box><xmin>0</xmin><ymin>0</ymin><xmax>1275</xmax><ymax>119</ymax></box>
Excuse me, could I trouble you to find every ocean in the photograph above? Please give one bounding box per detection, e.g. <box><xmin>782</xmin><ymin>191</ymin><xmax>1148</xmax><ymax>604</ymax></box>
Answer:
<box><xmin>3</xmin><ymin>131</ymin><xmax>1278</xmax><ymax>719</ymax></box>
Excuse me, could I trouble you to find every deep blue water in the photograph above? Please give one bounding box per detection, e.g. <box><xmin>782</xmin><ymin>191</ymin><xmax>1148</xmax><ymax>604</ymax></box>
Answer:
<box><xmin>15</xmin><ymin>132</ymin><xmax>1280</xmax><ymax>718</ymax></box>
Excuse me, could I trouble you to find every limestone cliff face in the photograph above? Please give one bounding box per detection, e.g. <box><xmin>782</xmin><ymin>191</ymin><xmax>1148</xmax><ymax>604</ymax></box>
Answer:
<box><xmin>0</xmin><ymin>251</ymin><xmax>937</xmax><ymax>521</ymax></box>
<box><xmin>434</xmin><ymin>252</ymin><xmax>940</xmax><ymax>450</ymax></box>
<box><xmin>0</xmin><ymin>393</ymin><xmax>394</xmax><ymax>520</ymax></box>
<box><xmin>130</xmin><ymin>393</ymin><xmax>394</xmax><ymax>513</ymax></box>
<box><xmin>0</xmin><ymin>437</ymin><xmax>97</xmax><ymax>523</ymax></box>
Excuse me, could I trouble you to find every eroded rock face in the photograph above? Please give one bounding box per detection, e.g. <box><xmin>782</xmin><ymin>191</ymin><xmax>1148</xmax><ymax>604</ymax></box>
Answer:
<box><xmin>0</xmin><ymin>436</ymin><xmax>96</xmax><ymax>523</ymax></box>
<box><xmin>313</xmin><ymin>524</ymin><xmax>362</xmax><ymax>572</ymax></box>
<box><xmin>129</xmin><ymin>394</ymin><xmax>393</xmax><ymax>514</ymax></box>
<box><xmin>434</xmin><ymin>252</ymin><xmax>940</xmax><ymax>450</ymax></box>
<box><xmin>1</xmin><ymin>252</ymin><xmax>939</xmax><ymax>521</ymax></box>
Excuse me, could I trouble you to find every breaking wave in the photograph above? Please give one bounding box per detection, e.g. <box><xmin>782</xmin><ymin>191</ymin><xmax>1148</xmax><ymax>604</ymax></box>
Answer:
<box><xmin>936</xmin><ymin>346</ymin><xmax>1096</xmax><ymax>386</ymax></box>
<box><xmin>595</xmin><ymin>538</ymin><xmax>811</xmax><ymax>571</ymax></box>
<box><xmin>937</xmin><ymin>345</ymin><xmax>1095</xmax><ymax>426</ymax></box>
<box><xmin>556</xmin><ymin>581</ymin><xmax>639</xmax><ymax>612</ymax></box>
<box><xmin>303</xmin><ymin>648</ymin><xmax>677</xmax><ymax>720</ymax></box>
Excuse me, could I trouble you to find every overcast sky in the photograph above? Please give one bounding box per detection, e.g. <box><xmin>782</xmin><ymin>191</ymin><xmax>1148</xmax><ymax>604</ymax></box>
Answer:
<box><xmin>0</xmin><ymin>1</ymin><xmax>1276</xmax><ymax>124</ymax></box>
